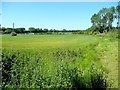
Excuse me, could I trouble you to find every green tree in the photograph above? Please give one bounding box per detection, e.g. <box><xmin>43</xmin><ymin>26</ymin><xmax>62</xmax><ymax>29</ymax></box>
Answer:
<box><xmin>1</xmin><ymin>27</ymin><xmax>6</xmax><ymax>32</ymax></box>
<box><xmin>39</xmin><ymin>28</ymin><xmax>43</xmax><ymax>32</ymax></box>
<box><xmin>5</xmin><ymin>28</ymin><xmax>13</xmax><ymax>34</ymax></box>
<box><xmin>116</xmin><ymin>5</ymin><xmax>120</xmax><ymax>28</ymax></box>
<box><xmin>62</xmin><ymin>29</ymin><xmax>67</xmax><ymax>32</ymax></box>
<box><xmin>43</xmin><ymin>28</ymin><xmax>48</xmax><ymax>32</ymax></box>
<box><xmin>15</xmin><ymin>28</ymin><xmax>25</xmax><ymax>33</ymax></box>
<box><xmin>90</xmin><ymin>6</ymin><xmax>116</xmax><ymax>33</ymax></box>
<box><xmin>106</xmin><ymin>7</ymin><xmax>115</xmax><ymax>29</ymax></box>
<box><xmin>29</xmin><ymin>27</ymin><xmax>36</xmax><ymax>33</ymax></box>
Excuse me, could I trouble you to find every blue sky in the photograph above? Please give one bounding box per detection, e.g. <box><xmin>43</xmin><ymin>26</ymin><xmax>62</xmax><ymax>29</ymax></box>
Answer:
<box><xmin>2</xmin><ymin>2</ymin><xmax>118</xmax><ymax>30</ymax></box>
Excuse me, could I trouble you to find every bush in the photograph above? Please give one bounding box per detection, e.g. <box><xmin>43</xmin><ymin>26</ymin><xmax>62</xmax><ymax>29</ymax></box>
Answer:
<box><xmin>11</xmin><ymin>32</ymin><xmax>17</xmax><ymax>36</ymax></box>
<box><xmin>2</xmin><ymin>47</ymin><xmax>108</xmax><ymax>88</ymax></box>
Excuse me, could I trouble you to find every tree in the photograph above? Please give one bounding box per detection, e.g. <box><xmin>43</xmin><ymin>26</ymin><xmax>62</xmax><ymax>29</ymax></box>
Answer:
<box><xmin>49</xmin><ymin>29</ymin><xmax>53</xmax><ymax>32</ymax></box>
<box><xmin>43</xmin><ymin>28</ymin><xmax>48</xmax><ymax>32</ymax></box>
<box><xmin>106</xmin><ymin>7</ymin><xmax>115</xmax><ymax>29</ymax></box>
<box><xmin>90</xmin><ymin>6</ymin><xmax>116</xmax><ymax>33</ymax></box>
<box><xmin>15</xmin><ymin>28</ymin><xmax>25</xmax><ymax>33</ymax></box>
<box><xmin>1</xmin><ymin>27</ymin><xmax>6</xmax><ymax>32</ymax></box>
<box><xmin>5</xmin><ymin>28</ymin><xmax>13</xmax><ymax>34</ymax></box>
<box><xmin>91</xmin><ymin>13</ymin><xmax>102</xmax><ymax>27</ymax></box>
<box><xmin>29</xmin><ymin>27</ymin><xmax>36</xmax><ymax>33</ymax></box>
<box><xmin>62</xmin><ymin>29</ymin><xmax>67</xmax><ymax>32</ymax></box>
<box><xmin>39</xmin><ymin>28</ymin><xmax>43</xmax><ymax>32</ymax></box>
<box><xmin>116</xmin><ymin>5</ymin><xmax>120</xmax><ymax>28</ymax></box>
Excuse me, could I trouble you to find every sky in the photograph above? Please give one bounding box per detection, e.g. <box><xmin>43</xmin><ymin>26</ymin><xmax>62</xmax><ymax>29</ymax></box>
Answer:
<box><xmin>1</xmin><ymin>0</ymin><xmax>119</xmax><ymax>2</ymax></box>
<box><xmin>1</xmin><ymin>2</ymin><xmax>119</xmax><ymax>30</ymax></box>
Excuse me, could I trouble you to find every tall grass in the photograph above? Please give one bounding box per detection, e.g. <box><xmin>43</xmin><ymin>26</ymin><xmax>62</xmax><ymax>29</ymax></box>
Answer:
<box><xmin>2</xmin><ymin>42</ymin><xmax>109</xmax><ymax>88</ymax></box>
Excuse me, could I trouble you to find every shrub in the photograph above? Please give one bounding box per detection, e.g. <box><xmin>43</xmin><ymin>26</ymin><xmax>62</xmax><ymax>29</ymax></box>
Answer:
<box><xmin>2</xmin><ymin>48</ymin><xmax>108</xmax><ymax>88</ymax></box>
<box><xmin>11</xmin><ymin>32</ymin><xmax>17</xmax><ymax>36</ymax></box>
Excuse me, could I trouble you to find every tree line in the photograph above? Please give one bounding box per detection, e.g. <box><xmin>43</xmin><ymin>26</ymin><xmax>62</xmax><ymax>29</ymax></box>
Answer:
<box><xmin>73</xmin><ymin>5</ymin><xmax>120</xmax><ymax>35</ymax></box>
<box><xmin>1</xmin><ymin>4</ymin><xmax>120</xmax><ymax>35</ymax></box>
<box><xmin>0</xmin><ymin>27</ymin><xmax>80</xmax><ymax>34</ymax></box>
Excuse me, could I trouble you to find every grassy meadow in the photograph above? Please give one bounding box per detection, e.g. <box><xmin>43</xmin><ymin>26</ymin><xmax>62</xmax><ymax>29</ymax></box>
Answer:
<box><xmin>2</xmin><ymin>34</ymin><xmax>118</xmax><ymax>88</ymax></box>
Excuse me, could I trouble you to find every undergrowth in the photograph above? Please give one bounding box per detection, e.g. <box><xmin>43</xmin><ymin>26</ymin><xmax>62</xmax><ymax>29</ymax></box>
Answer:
<box><xmin>2</xmin><ymin>42</ymin><xmax>109</xmax><ymax>88</ymax></box>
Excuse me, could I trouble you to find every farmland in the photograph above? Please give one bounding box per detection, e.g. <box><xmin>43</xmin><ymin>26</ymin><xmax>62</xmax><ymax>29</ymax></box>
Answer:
<box><xmin>2</xmin><ymin>34</ymin><xmax>118</xmax><ymax>88</ymax></box>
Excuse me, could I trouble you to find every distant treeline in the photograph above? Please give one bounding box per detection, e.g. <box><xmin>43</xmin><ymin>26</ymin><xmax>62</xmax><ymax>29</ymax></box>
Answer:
<box><xmin>1</xmin><ymin>5</ymin><xmax>120</xmax><ymax>35</ymax></box>
<box><xmin>0</xmin><ymin>27</ymin><xmax>81</xmax><ymax>34</ymax></box>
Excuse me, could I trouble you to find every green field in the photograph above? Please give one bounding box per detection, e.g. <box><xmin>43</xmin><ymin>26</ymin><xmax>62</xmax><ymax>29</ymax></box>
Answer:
<box><xmin>2</xmin><ymin>34</ymin><xmax>100</xmax><ymax>49</ymax></box>
<box><xmin>2</xmin><ymin>34</ymin><xmax>118</xmax><ymax>88</ymax></box>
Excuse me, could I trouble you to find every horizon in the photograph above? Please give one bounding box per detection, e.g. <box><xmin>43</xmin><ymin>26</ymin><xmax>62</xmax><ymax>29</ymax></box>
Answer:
<box><xmin>2</xmin><ymin>2</ymin><xmax>118</xmax><ymax>30</ymax></box>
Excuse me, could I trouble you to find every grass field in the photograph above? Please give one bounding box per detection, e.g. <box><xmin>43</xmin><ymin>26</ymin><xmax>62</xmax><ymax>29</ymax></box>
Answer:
<box><xmin>2</xmin><ymin>34</ymin><xmax>99</xmax><ymax>49</ymax></box>
<box><xmin>2</xmin><ymin>34</ymin><xmax>118</xmax><ymax>88</ymax></box>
